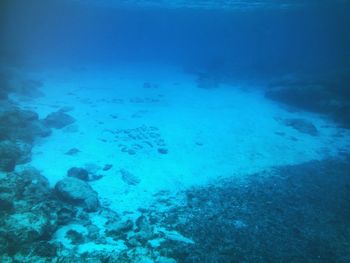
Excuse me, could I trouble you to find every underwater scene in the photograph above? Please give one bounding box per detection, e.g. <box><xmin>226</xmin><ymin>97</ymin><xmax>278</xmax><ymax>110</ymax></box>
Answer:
<box><xmin>1</xmin><ymin>0</ymin><xmax>350</xmax><ymax>262</ymax></box>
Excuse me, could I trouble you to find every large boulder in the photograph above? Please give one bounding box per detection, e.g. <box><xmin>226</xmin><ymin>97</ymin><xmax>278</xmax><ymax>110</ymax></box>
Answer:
<box><xmin>0</xmin><ymin>169</ymin><xmax>64</xmax><ymax>255</ymax></box>
<box><xmin>67</xmin><ymin>167</ymin><xmax>89</xmax><ymax>181</ymax></box>
<box><xmin>0</xmin><ymin>106</ymin><xmax>51</xmax><ymax>143</ymax></box>
<box><xmin>0</xmin><ymin>168</ymin><xmax>52</xmax><ymax>208</ymax></box>
<box><xmin>0</xmin><ymin>140</ymin><xmax>32</xmax><ymax>172</ymax></box>
<box><xmin>4</xmin><ymin>211</ymin><xmax>51</xmax><ymax>244</ymax></box>
<box><xmin>55</xmin><ymin>177</ymin><xmax>99</xmax><ymax>212</ymax></box>
<box><xmin>44</xmin><ymin>109</ymin><xmax>75</xmax><ymax>129</ymax></box>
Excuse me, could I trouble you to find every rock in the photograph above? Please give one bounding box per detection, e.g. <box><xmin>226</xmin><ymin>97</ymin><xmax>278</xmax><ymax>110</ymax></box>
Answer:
<box><xmin>0</xmin><ymin>169</ymin><xmax>52</xmax><ymax>209</ymax></box>
<box><xmin>265</xmin><ymin>75</ymin><xmax>350</xmax><ymax>129</ymax></box>
<box><xmin>282</xmin><ymin>118</ymin><xmax>319</xmax><ymax>136</ymax></box>
<box><xmin>64</xmin><ymin>148</ymin><xmax>80</xmax><ymax>155</ymax></box>
<box><xmin>265</xmin><ymin>80</ymin><xmax>333</xmax><ymax>113</ymax></box>
<box><xmin>4</xmin><ymin>211</ymin><xmax>51</xmax><ymax>244</ymax></box>
<box><xmin>158</xmin><ymin>148</ymin><xmax>168</xmax><ymax>154</ymax></box>
<box><xmin>29</xmin><ymin>241</ymin><xmax>58</xmax><ymax>258</ymax></box>
<box><xmin>44</xmin><ymin>109</ymin><xmax>75</xmax><ymax>129</ymax></box>
<box><xmin>105</xmin><ymin>219</ymin><xmax>134</xmax><ymax>238</ymax></box>
<box><xmin>67</xmin><ymin>167</ymin><xmax>89</xmax><ymax>181</ymax></box>
<box><xmin>134</xmin><ymin>215</ymin><xmax>155</xmax><ymax>243</ymax></box>
<box><xmin>55</xmin><ymin>177</ymin><xmax>99</xmax><ymax>212</ymax></box>
<box><xmin>57</xmin><ymin>207</ymin><xmax>76</xmax><ymax>225</ymax></box>
<box><xmin>120</xmin><ymin>169</ymin><xmax>140</xmax><ymax>186</ymax></box>
<box><xmin>0</xmin><ymin>106</ymin><xmax>51</xmax><ymax>142</ymax></box>
<box><xmin>102</xmin><ymin>164</ymin><xmax>113</xmax><ymax>171</ymax></box>
<box><xmin>66</xmin><ymin>229</ymin><xmax>85</xmax><ymax>245</ymax></box>
<box><xmin>0</xmin><ymin>140</ymin><xmax>31</xmax><ymax>172</ymax></box>
<box><xmin>0</xmin><ymin>198</ymin><xmax>13</xmax><ymax>212</ymax></box>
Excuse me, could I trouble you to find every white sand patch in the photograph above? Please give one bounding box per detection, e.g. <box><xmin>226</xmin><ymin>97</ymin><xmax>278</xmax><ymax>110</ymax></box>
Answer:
<box><xmin>17</xmin><ymin>65</ymin><xmax>350</xmax><ymax>214</ymax></box>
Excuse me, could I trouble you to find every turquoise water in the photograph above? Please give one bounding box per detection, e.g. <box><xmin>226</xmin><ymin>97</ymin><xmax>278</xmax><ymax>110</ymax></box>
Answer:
<box><xmin>1</xmin><ymin>1</ymin><xmax>350</xmax><ymax>262</ymax></box>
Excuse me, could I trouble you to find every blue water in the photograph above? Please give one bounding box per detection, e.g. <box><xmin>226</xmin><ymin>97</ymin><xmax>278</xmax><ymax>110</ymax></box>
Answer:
<box><xmin>1</xmin><ymin>0</ymin><xmax>350</xmax><ymax>262</ymax></box>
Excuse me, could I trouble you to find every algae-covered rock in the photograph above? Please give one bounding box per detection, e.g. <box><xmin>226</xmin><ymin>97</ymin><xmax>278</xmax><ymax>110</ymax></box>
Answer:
<box><xmin>0</xmin><ymin>140</ymin><xmax>32</xmax><ymax>172</ymax></box>
<box><xmin>67</xmin><ymin>167</ymin><xmax>90</xmax><ymax>181</ymax></box>
<box><xmin>55</xmin><ymin>177</ymin><xmax>99</xmax><ymax>212</ymax></box>
<box><xmin>0</xmin><ymin>106</ymin><xmax>51</xmax><ymax>142</ymax></box>
<box><xmin>44</xmin><ymin>109</ymin><xmax>76</xmax><ymax>129</ymax></box>
<box><xmin>0</xmin><ymin>168</ymin><xmax>52</xmax><ymax>208</ymax></box>
<box><xmin>4</xmin><ymin>211</ymin><xmax>51</xmax><ymax>244</ymax></box>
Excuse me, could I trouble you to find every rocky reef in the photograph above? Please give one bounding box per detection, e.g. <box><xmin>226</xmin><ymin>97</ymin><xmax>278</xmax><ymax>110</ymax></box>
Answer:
<box><xmin>265</xmin><ymin>71</ymin><xmax>350</xmax><ymax>128</ymax></box>
<box><xmin>146</xmin><ymin>158</ymin><xmax>350</xmax><ymax>263</ymax></box>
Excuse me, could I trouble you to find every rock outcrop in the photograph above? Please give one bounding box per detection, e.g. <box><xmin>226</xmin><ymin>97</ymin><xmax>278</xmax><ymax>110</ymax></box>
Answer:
<box><xmin>55</xmin><ymin>177</ymin><xmax>100</xmax><ymax>212</ymax></box>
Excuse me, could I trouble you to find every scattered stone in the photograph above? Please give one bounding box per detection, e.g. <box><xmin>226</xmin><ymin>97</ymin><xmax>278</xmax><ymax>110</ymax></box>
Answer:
<box><xmin>67</xmin><ymin>167</ymin><xmax>89</xmax><ymax>181</ymax></box>
<box><xmin>65</xmin><ymin>148</ymin><xmax>80</xmax><ymax>156</ymax></box>
<box><xmin>120</xmin><ymin>169</ymin><xmax>140</xmax><ymax>186</ymax></box>
<box><xmin>90</xmin><ymin>174</ymin><xmax>103</xmax><ymax>181</ymax></box>
<box><xmin>44</xmin><ymin>109</ymin><xmax>76</xmax><ymax>129</ymax></box>
<box><xmin>158</xmin><ymin>148</ymin><xmax>168</xmax><ymax>155</ymax></box>
<box><xmin>60</xmin><ymin>106</ymin><xmax>74</xmax><ymax>112</ymax></box>
<box><xmin>55</xmin><ymin>177</ymin><xmax>99</xmax><ymax>212</ymax></box>
<box><xmin>115</xmin><ymin>125</ymin><xmax>165</xmax><ymax>155</ymax></box>
<box><xmin>102</xmin><ymin>164</ymin><xmax>113</xmax><ymax>171</ymax></box>
<box><xmin>128</xmin><ymin>149</ymin><xmax>136</xmax><ymax>155</ymax></box>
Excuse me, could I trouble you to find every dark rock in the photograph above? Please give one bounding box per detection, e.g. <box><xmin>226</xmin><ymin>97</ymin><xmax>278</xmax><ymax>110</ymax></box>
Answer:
<box><xmin>103</xmin><ymin>164</ymin><xmax>113</xmax><ymax>171</ymax></box>
<box><xmin>55</xmin><ymin>177</ymin><xmax>99</xmax><ymax>212</ymax></box>
<box><xmin>57</xmin><ymin>207</ymin><xmax>76</xmax><ymax>225</ymax></box>
<box><xmin>90</xmin><ymin>174</ymin><xmax>103</xmax><ymax>181</ymax></box>
<box><xmin>266</xmin><ymin>84</ymin><xmax>334</xmax><ymax>112</ymax></box>
<box><xmin>44</xmin><ymin>109</ymin><xmax>76</xmax><ymax>129</ymax></box>
<box><xmin>67</xmin><ymin>167</ymin><xmax>89</xmax><ymax>181</ymax></box>
<box><xmin>4</xmin><ymin>211</ymin><xmax>51</xmax><ymax>244</ymax></box>
<box><xmin>30</xmin><ymin>241</ymin><xmax>57</xmax><ymax>258</ymax></box>
<box><xmin>282</xmin><ymin>118</ymin><xmax>319</xmax><ymax>136</ymax></box>
<box><xmin>65</xmin><ymin>148</ymin><xmax>80</xmax><ymax>155</ymax></box>
<box><xmin>66</xmin><ymin>229</ymin><xmax>85</xmax><ymax>245</ymax></box>
<box><xmin>0</xmin><ymin>168</ymin><xmax>52</xmax><ymax>209</ymax></box>
<box><xmin>120</xmin><ymin>169</ymin><xmax>140</xmax><ymax>185</ymax></box>
<box><xmin>0</xmin><ymin>140</ymin><xmax>31</xmax><ymax>172</ymax></box>
<box><xmin>0</xmin><ymin>198</ymin><xmax>13</xmax><ymax>212</ymax></box>
<box><xmin>0</xmin><ymin>106</ymin><xmax>51</xmax><ymax>142</ymax></box>
<box><xmin>105</xmin><ymin>219</ymin><xmax>133</xmax><ymax>238</ymax></box>
<box><xmin>158</xmin><ymin>148</ymin><xmax>168</xmax><ymax>154</ymax></box>
<box><xmin>265</xmin><ymin>74</ymin><xmax>350</xmax><ymax>129</ymax></box>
